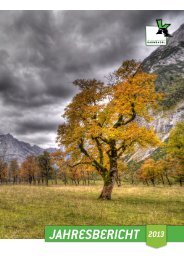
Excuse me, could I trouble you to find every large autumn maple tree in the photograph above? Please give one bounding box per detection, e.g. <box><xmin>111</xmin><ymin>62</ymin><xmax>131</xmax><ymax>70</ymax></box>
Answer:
<box><xmin>57</xmin><ymin>60</ymin><xmax>161</xmax><ymax>199</ymax></box>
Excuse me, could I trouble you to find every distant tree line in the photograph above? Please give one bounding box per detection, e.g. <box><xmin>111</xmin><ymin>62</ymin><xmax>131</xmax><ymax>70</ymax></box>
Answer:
<box><xmin>0</xmin><ymin>151</ymin><xmax>52</xmax><ymax>185</ymax></box>
<box><xmin>0</xmin><ymin>151</ymin><xmax>98</xmax><ymax>186</ymax></box>
<box><xmin>0</xmin><ymin>122</ymin><xmax>183</xmax><ymax>188</ymax></box>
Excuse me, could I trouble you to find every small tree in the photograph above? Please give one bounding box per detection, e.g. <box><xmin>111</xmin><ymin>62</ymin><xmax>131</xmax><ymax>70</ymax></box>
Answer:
<box><xmin>126</xmin><ymin>160</ymin><xmax>140</xmax><ymax>184</ymax></box>
<box><xmin>51</xmin><ymin>150</ymin><xmax>69</xmax><ymax>185</ymax></box>
<box><xmin>20</xmin><ymin>156</ymin><xmax>40</xmax><ymax>184</ymax></box>
<box><xmin>0</xmin><ymin>160</ymin><xmax>8</xmax><ymax>184</ymax></box>
<box><xmin>166</xmin><ymin>122</ymin><xmax>184</xmax><ymax>186</ymax></box>
<box><xmin>167</xmin><ymin>122</ymin><xmax>184</xmax><ymax>159</ymax></box>
<box><xmin>138</xmin><ymin>159</ymin><xmax>158</xmax><ymax>186</ymax></box>
<box><xmin>38</xmin><ymin>151</ymin><xmax>53</xmax><ymax>186</ymax></box>
<box><xmin>155</xmin><ymin>158</ymin><xmax>172</xmax><ymax>186</ymax></box>
<box><xmin>9</xmin><ymin>160</ymin><xmax>19</xmax><ymax>184</ymax></box>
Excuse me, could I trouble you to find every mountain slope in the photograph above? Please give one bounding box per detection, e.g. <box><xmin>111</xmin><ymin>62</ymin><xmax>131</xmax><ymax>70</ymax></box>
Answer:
<box><xmin>132</xmin><ymin>24</ymin><xmax>184</xmax><ymax>161</ymax></box>
<box><xmin>142</xmin><ymin>23</ymin><xmax>184</xmax><ymax>77</ymax></box>
<box><xmin>142</xmin><ymin>23</ymin><xmax>184</xmax><ymax>108</ymax></box>
<box><xmin>0</xmin><ymin>134</ymin><xmax>56</xmax><ymax>163</ymax></box>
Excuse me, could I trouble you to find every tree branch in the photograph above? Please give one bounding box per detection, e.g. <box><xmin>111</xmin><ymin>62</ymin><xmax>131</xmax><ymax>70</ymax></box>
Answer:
<box><xmin>92</xmin><ymin>136</ymin><xmax>104</xmax><ymax>165</ymax></box>
<box><xmin>78</xmin><ymin>139</ymin><xmax>107</xmax><ymax>173</ymax></box>
<box><xmin>68</xmin><ymin>161</ymin><xmax>92</xmax><ymax>168</ymax></box>
<box><xmin>98</xmin><ymin>135</ymin><xmax>110</xmax><ymax>144</ymax></box>
<box><xmin>113</xmin><ymin>103</ymin><xmax>136</xmax><ymax>128</ymax></box>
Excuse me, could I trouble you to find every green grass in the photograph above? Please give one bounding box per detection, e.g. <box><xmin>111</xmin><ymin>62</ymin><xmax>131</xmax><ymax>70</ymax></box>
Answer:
<box><xmin>0</xmin><ymin>183</ymin><xmax>183</xmax><ymax>238</ymax></box>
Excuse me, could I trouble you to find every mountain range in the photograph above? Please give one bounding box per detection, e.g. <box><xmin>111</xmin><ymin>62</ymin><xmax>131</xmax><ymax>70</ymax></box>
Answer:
<box><xmin>0</xmin><ymin>133</ymin><xmax>56</xmax><ymax>163</ymax></box>
<box><xmin>0</xmin><ymin>24</ymin><xmax>183</xmax><ymax>164</ymax></box>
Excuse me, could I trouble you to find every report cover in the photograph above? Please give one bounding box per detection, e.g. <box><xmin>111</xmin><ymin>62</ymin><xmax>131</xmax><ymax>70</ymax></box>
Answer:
<box><xmin>0</xmin><ymin>10</ymin><xmax>183</xmax><ymax>250</ymax></box>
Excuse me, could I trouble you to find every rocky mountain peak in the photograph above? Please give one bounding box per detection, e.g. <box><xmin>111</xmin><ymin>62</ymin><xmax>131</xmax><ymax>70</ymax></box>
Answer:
<box><xmin>0</xmin><ymin>133</ymin><xmax>13</xmax><ymax>139</ymax></box>
<box><xmin>0</xmin><ymin>134</ymin><xmax>56</xmax><ymax>163</ymax></box>
<box><xmin>167</xmin><ymin>23</ymin><xmax>184</xmax><ymax>46</ymax></box>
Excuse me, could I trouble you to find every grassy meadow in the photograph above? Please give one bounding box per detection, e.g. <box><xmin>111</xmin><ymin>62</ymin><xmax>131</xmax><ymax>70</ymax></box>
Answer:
<box><xmin>0</xmin><ymin>183</ymin><xmax>183</xmax><ymax>238</ymax></box>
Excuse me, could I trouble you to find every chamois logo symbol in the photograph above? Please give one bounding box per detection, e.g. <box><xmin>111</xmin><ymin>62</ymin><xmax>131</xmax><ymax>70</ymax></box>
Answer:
<box><xmin>156</xmin><ymin>19</ymin><xmax>172</xmax><ymax>37</ymax></box>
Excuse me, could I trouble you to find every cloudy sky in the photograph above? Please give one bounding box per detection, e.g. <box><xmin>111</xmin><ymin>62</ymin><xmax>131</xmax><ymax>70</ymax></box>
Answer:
<box><xmin>0</xmin><ymin>10</ymin><xmax>183</xmax><ymax>148</ymax></box>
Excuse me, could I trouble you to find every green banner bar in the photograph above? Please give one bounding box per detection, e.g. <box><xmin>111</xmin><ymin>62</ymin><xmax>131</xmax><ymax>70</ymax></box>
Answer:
<box><xmin>45</xmin><ymin>225</ymin><xmax>184</xmax><ymax>244</ymax></box>
<box><xmin>168</xmin><ymin>226</ymin><xmax>184</xmax><ymax>242</ymax></box>
<box><xmin>45</xmin><ymin>226</ymin><xmax>145</xmax><ymax>242</ymax></box>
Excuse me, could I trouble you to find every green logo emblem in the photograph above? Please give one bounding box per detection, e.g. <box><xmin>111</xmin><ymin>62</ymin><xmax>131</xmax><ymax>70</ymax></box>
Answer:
<box><xmin>156</xmin><ymin>19</ymin><xmax>170</xmax><ymax>29</ymax></box>
<box><xmin>156</xmin><ymin>19</ymin><xmax>172</xmax><ymax>37</ymax></box>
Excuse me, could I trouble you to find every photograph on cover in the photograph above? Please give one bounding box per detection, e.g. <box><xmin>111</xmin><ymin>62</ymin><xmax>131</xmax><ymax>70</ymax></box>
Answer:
<box><xmin>0</xmin><ymin>10</ymin><xmax>183</xmax><ymax>239</ymax></box>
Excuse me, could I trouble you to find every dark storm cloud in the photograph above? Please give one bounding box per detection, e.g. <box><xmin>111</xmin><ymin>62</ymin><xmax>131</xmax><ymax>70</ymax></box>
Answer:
<box><xmin>15</xmin><ymin>119</ymin><xmax>59</xmax><ymax>134</ymax></box>
<box><xmin>0</xmin><ymin>10</ymin><xmax>183</xmax><ymax>146</ymax></box>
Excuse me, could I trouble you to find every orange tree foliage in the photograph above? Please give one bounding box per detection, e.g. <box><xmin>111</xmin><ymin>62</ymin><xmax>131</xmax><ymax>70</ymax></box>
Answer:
<box><xmin>0</xmin><ymin>159</ymin><xmax>8</xmax><ymax>183</ymax></box>
<box><xmin>138</xmin><ymin>159</ymin><xmax>158</xmax><ymax>186</ymax></box>
<box><xmin>51</xmin><ymin>150</ymin><xmax>71</xmax><ymax>184</ymax></box>
<box><xmin>166</xmin><ymin>122</ymin><xmax>184</xmax><ymax>185</ymax></box>
<box><xmin>57</xmin><ymin>60</ymin><xmax>162</xmax><ymax>199</ymax></box>
<box><xmin>9</xmin><ymin>159</ymin><xmax>19</xmax><ymax>184</ymax></box>
<box><xmin>51</xmin><ymin>150</ymin><xmax>96</xmax><ymax>185</ymax></box>
<box><xmin>20</xmin><ymin>156</ymin><xmax>40</xmax><ymax>184</ymax></box>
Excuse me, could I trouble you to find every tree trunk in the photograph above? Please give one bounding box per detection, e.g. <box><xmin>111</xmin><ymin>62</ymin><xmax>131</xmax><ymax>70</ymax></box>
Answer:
<box><xmin>55</xmin><ymin>177</ymin><xmax>57</xmax><ymax>185</ymax></box>
<box><xmin>87</xmin><ymin>173</ymin><xmax>90</xmax><ymax>186</ymax></box>
<box><xmin>99</xmin><ymin>178</ymin><xmax>114</xmax><ymax>200</ymax></box>
<box><xmin>145</xmin><ymin>180</ymin><xmax>149</xmax><ymax>186</ymax></box>
<box><xmin>179</xmin><ymin>178</ymin><xmax>182</xmax><ymax>186</ymax></box>
<box><xmin>150</xmin><ymin>178</ymin><xmax>155</xmax><ymax>186</ymax></box>
<box><xmin>99</xmin><ymin>140</ymin><xmax>119</xmax><ymax>200</ymax></box>
<box><xmin>45</xmin><ymin>177</ymin><xmax>48</xmax><ymax>186</ymax></box>
<box><xmin>131</xmin><ymin>174</ymin><xmax>134</xmax><ymax>185</ymax></box>
<box><xmin>115</xmin><ymin>173</ymin><xmax>121</xmax><ymax>187</ymax></box>
<box><xmin>165</xmin><ymin>172</ymin><xmax>171</xmax><ymax>186</ymax></box>
<box><xmin>99</xmin><ymin>167</ymin><xmax>117</xmax><ymax>200</ymax></box>
<box><xmin>160</xmin><ymin>174</ymin><xmax>165</xmax><ymax>185</ymax></box>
